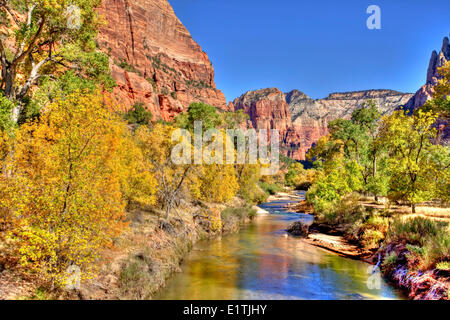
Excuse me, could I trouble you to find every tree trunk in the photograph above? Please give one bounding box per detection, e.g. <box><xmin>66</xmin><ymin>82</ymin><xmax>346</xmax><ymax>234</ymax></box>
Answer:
<box><xmin>4</xmin><ymin>70</ymin><xmax>16</xmax><ymax>100</ymax></box>
<box><xmin>373</xmin><ymin>153</ymin><xmax>378</xmax><ymax>202</ymax></box>
<box><xmin>165</xmin><ymin>203</ymin><xmax>171</xmax><ymax>220</ymax></box>
<box><xmin>11</xmin><ymin>104</ymin><xmax>21</xmax><ymax>124</ymax></box>
<box><xmin>411</xmin><ymin>203</ymin><xmax>416</xmax><ymax>214</ymax></box>
<box><xmin>372</xmin><ymin>154</ymin><xmax>377</xmax><ymax>179</ymax></box>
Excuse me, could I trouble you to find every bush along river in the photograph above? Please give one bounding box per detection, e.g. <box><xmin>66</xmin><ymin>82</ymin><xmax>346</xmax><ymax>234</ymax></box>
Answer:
<box><xmin>154</xmin><ymin>192</ymin><xmax>403</xmax><ymax>300</ymax></box>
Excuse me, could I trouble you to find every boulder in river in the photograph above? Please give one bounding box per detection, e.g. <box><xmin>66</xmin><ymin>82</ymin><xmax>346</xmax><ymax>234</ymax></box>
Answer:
<box><xmin>287</xmin><ymin>221</ymin><xmax>309</xmax><ymax>237</ymax></box>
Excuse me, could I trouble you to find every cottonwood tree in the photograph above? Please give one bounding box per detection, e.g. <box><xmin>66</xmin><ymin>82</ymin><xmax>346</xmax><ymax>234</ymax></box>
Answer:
<box><xmin>351</xmin><ymin>100</ymin><xmax>388</xmax><ymax>201</ymax></box>
<box><xmin>0</xmin><ymin>0</ymin><xmax>111</xmax><ymax>123</ymax></box>
<box><xmin>3</xmin><ymin>92</ymin><xmax>128</xmax><ymax>286</ymax></box>
<box><xmin>379</xmin><ymin>110</ymin><xmax>439</xmax><ymax>213</ymax></box>
<box><xmin>326</xmin><ymin>101</ymin><xmax>388</xmax><ymax>201</ymax></box>
<box><xmin>135</xmin><ymin>124</ymin><xmax>193</xmax><ymax>222</ymax></box>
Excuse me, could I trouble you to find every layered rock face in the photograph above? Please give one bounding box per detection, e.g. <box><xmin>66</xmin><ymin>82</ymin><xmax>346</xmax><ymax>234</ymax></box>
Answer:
<box><xmin>232</xmin><ymin>89</ymin><xmax>412</xmax><ymax>160</ymax></box>
<box><xmin>405</xmin><ymin>35</ymin><xmax>450</xmax><ymax>111</ymax></box>
<box><xmin>97</xmin><ymin>0</ymin><xmax>227</xmax><ymax>120</ymax></box>
<box><xmin>404</xmin><ymin>35</ymin><xmax>450</xmax><ymax>144</ymax></box>
<box><xmin>231</xmin><ymin>88</ymin><xmax>291</xmax><ymax>131</ymax></box>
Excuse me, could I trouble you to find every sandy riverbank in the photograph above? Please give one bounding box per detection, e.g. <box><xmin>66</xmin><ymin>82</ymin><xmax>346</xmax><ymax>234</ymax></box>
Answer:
<box><xmin>281</xmin><ymin>191</ymin><xmax>449</xmax><ymax>300</ymax></box>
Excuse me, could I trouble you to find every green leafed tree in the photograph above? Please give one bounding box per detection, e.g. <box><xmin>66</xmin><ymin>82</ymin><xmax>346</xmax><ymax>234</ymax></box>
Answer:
<box><xmin>175</xmin><ymin>102</ymin><xmax>221</xmax><ymax>131</ymax></box>
<box><xmin>0</xmin><ymin>0</ymin><xmax>114</xmax><ymax>123</ymax></box>
<box><xmin>379</xmin><ymin>109</ymin><xmax>442</xmax><ymax>212</ymax></box>
<box><xmin>124</xmin><ymin>102</ymin><xmax>152</xmax><ymax>126</ymax></box>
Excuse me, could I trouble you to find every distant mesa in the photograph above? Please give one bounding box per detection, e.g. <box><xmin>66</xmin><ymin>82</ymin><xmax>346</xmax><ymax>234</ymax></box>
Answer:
<box><xmin>98</xmin><ymin>1</ymin><xmax>448</xmax><ymax>160</ymax></box>
<box><xmin>231</xmin><ymin>88</ymin><xmax>412</xmax><ymax>160</ymax></box>
<box><xmin>230</xmin><ymin>34</ymin><xmax>450</xmax><ymax>160</ymax></box>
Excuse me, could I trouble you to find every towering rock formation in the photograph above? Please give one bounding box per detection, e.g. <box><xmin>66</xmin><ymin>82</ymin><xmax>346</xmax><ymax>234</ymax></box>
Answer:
<box><xmin>231</xmin><ymin>88</ymin><xmax>291</xmax><ymax>131</ymax></box>
<box><xmin>405</xmin><ymin>35</ymin><xmax>450</xmax><ymax>111</ymax></box>
<box><xmin>232</xmin><ymin>89</ymin><xmax>412</xmax><ymax>160</ymax></box>
<box><xmin>97</xmin><ymin>0</ymin><xmax>227</xmax><ymax>121</ymax></box>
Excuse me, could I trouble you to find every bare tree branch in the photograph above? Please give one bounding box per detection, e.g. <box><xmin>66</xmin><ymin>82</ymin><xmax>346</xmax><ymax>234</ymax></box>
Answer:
<box><xmin>15</xmin><ymin>4</ymin><xmax>36</xmax><ymax>60</ymax></box>
<box><xmin>13</xmin><ymin>15</ymin><xmax>46</xmax><ymax>67</ymax></box>
<box><xmin>17</xmin><ymin>53</ymin><xmax>64</xmax><ymax>100</ymax></box>
<box><xmin>0</xmin><ymin>37</ymin><xmax>7</xmax><ymax>89</ymax></box>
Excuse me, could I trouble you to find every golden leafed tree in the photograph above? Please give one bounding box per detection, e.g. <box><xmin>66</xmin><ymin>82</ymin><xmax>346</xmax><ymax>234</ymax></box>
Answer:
<box><xmin>2</xmin><ymin>92</ymin><xmax>128</xmax><ymax>286</ymax></box>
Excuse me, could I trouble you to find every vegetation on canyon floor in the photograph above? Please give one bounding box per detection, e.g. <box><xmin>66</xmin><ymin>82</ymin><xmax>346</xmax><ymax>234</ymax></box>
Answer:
<box><xmin>0</xmin><ymin>0</ymin><xmax>273</xmax><ymax>298</ymax></box>
<box><xmin>0</xmin><ymin>0</ymin><xmax>448</xmax><ymax>300</ymax></box>
<box><xmin>285</xmin><ymin>63</ymin><xmax>449</xmax><ymax>298</ymax></box>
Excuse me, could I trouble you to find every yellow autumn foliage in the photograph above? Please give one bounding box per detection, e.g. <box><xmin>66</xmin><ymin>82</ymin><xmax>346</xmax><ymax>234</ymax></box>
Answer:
<box><xmin>191</xmin><ymin>164</ymin><xmax>239</xmax><ymax>204</ymax></box>
<box><xmin>2</xmin><ymin>92</ymin><xmax>131</xmax><ymax>286</ymax></box>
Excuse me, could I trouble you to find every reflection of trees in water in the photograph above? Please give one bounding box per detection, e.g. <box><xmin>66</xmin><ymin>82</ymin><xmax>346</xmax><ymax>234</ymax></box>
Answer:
<box><xmin>156</xmin><ymin>212</ymin><xmax>400</xmax><ymax>300</ymax></box>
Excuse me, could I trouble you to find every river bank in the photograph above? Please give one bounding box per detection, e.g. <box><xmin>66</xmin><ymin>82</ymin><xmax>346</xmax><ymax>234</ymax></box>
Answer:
<box><xmin>0</xmin><ymin>197</ymin><xmax>257</xmax><ymax>300</ymax></box>
<box><xmin>80</xmin><ymin>199</ymin><xmax>259</xmax><ymax>300</ymax></box>
<box><xmin>155</xmin><ymin>192</ymin><xmax>402</xmax><ymax>300</ymax></box>
<box><xmin>284</xmin><ymin>192</ymin><xmax>449</xmax><ymax>300</ymax></box>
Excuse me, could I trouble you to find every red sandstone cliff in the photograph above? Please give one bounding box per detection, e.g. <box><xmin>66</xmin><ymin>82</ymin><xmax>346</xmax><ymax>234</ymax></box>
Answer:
<box><xmin>232</xmin><ymin>35</ymin><xmax>450</xmax><ymax>161</ymax></box>
<box><xmin>97</xmin><ymin>1</ymin><xmax>447</xmax><ymax>159</ymax></box>
<box><xmin>232</xmin><ymin>88</ymin><xmax>412</xmax><ymax>160</ymax></box>
<box><xmin>404</xmin><ymin>35</ymin><xmax>450</xmax><ymax>143</ymax></box>
<box><xmin>97</xmin><ymin>0</ymin><xmax>227</xmax><ymax>121</ymax></box>
<box><xmin>405</xmin><ymin>35</ymin><xmax>450</xmax><ymax>111</ymax></box>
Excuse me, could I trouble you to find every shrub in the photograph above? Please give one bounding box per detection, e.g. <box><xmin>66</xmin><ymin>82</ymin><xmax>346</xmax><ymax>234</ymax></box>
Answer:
<box><xmin>253</xmin><ymin>190</ymin><xmax>269</xmax><ymax>204</ymax></box>
<box><xmin>161</xmin><ymin>87</ymin><xmax>169</xmax><ymax>96</ymax></box>
<box><xmin>259</xmin><ymin>182</ymin><xmax>282</xmax><ymax>195</ymax></box>
<box><xmin>116</xmin><ymin>59</ymin><xmax>140</xmax><ymax>75</ymax></box>
<box><xmin>362</xmin><ymin>229</ymin><xmax>384</xmax><ymax>249</ymax></box>
<box><xmin>0</xmin><ymin>92</ymin><xmax>15</xmax><ymax>131</ymax></box>
<box><xmin>387</xmin><ymin>217</ymin><xmax>449</xmax><ymax>270</ymax></box>
<box><xmin>314</xmin><ymin>193</ymin><xmax>366</xmax><ymax>226</ymax></box>
<box><xmin>239</xmin><ymin>185</ymin><xmax>268</xmax><ymax>205</ymax></box>
<box><xmin>386</xmin><ymin>217</ymin><xmax>444</xmax><ymax>246</ymax></box>
<box><xmin>436</xmin><ymin>261</ymin><xmax>450</xmax><ymax>270</ymax></box>
<box><xmin>146</xmin><ymin>78</ymin><xmax>157</xmax><ymax>90</ymax></box>
<box><xmin>120</xmin><ymin>254</ymin><xmax>160</xmax><ymax>299</ymax></box>
<box><xmin>221</xmin><ymin>206</ymin><xmax>257</xmax><ymax>222</ymax></box>
<box><xmin>420</xmin><ymin>233</ymin><xmax>450</xmax><ymax>270</ymax></box>
<box><xmin>382</xmin><ymin>251</ymin><xmax>398</xmax><ymax>272</ymax></box>
<box><xmin>124</xmin><ymin>103</ymin><xmax>152</xmax><ymax>126</ymax></box>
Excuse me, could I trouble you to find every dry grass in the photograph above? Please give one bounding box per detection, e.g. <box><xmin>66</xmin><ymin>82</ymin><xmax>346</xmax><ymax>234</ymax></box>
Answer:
<box><xmin>361</xmin><ymin>197</ymin><xmax>450</xmax><ymax>222</ymax></box>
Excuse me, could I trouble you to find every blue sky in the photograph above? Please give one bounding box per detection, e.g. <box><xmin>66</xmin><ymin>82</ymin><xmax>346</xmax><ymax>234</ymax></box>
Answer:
<box><xmin>169</xmin><ymin>0</ymin><xmax>450</xmax><ymax>102</ymax></box>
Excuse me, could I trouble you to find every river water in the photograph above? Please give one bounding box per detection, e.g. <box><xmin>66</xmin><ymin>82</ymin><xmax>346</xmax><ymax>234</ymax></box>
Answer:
<box><xmin>155</xmin><ymin>193</ymin><xmax>403</xmax><ymax>300</ymax></box>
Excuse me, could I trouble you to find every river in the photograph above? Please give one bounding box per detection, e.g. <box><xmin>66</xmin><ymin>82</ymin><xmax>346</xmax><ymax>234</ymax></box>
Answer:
<box><xmin>154</xmin><ymin>192</ymin><xmax>403</xmax><ymax>300</ymax></box>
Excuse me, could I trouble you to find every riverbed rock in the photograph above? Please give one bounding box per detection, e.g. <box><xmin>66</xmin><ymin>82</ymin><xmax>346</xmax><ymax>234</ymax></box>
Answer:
<box><xmin>287</xmin><ymin>221</ymin><xmax>309</xmax><ymax>237</ymax></box>
<box><xmin>381</xmin><ymin>243</ymin><xmax>450</xmax><ymax>300</ymax></box>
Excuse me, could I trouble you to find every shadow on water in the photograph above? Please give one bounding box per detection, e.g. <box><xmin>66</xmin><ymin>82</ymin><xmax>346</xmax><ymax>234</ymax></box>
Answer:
<box><xmin>154</xmin><ymin>192</ymin><xmax>404</xmax><ymax>300</ymax></box>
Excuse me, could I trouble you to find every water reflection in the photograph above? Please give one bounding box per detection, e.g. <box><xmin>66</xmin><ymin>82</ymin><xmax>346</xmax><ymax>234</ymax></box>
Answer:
<box><xmin>154</xmin><ymin>194</ymin><xmax>402</xmax><ymax>300</ymax></box>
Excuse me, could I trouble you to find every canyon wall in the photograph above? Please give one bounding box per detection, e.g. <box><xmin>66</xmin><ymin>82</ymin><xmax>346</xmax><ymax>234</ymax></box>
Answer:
<box><xmin>232</xmin><ymin>34</ymin><xmax>450</xmax><ymax>161</ymax></box>
<box><xmin>97</xmin><ymin>1</ymin><xmax>448</xmax><ymax>159</ymax></box>
<box><xmin>404</xmin><ymin>35</ymin><xmax>450</xmax><ymax>144</ymax></box>
<box><xmin>98</xmin><ymin>0</ymin><xmax>227</xmax><ymax>121</ymax></box>
<box><xmin>405</xmin><ymin>35</ymin><xmax>450</xmax><ymax>112</ymax></box>
<box><xmin>405</xmin><ymin>37</ymin><xmax>450</xmax><ymax>111</ymax></box>
<box><xmin>232</xmin><ymin>89</ymin><xmax>412</xmax><ymax>160</ymax></box>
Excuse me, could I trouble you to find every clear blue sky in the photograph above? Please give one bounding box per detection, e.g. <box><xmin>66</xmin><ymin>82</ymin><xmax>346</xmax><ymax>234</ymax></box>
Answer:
<box><xmin>169</xmin><ymin>0</ymin><xmax>450</xmax><ymax>102</ymax></box>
